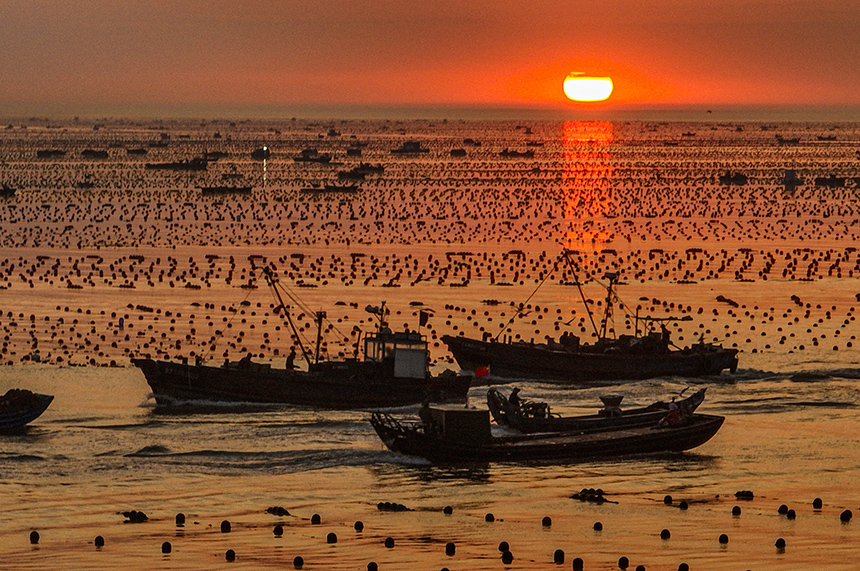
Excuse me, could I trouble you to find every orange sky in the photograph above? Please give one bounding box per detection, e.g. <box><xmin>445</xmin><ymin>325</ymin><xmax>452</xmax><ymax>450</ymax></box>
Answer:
<box><xmin>1</xmin><ymin>0</ymin><xmax>859</xmax><ymax>117</ymax></box>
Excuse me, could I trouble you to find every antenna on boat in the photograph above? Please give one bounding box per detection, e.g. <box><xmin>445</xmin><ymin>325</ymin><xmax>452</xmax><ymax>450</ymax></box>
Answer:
<box><xmin>262</xmin><ymin>267</ymin><xmax>313</xmax><ymax>368</ymax></box>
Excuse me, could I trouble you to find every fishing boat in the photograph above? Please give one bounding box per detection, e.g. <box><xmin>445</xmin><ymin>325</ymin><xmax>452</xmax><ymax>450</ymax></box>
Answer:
<box><xmin>370</xmin><ymin>404</ymin><xmax>724</xmax><ymax>463</ymax></box>
<box><xmin>0</xmin><ymin>389</ymin><xmax>54</xmax><ymax>431</ymax></box>
<box><xmin>443</xmin><ymin>251</ymin><xmax>739</xmax><ymax>384</ymax></box>
<box><xmin>486</xmin><ymin>387</ymin><xmax>706</xmax><ymax>433</ymax></box>
<box><xmin>133</xmin><ymin>268</ymin><xmax>469</xmax><ymax>409</ymax></box>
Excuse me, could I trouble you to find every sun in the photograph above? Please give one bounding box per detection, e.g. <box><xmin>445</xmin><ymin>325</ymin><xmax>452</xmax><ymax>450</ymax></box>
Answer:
<box><xmin>563</xmin><ymin>73</ymin><xmax>613</xmax><ymax>102</ymax></box>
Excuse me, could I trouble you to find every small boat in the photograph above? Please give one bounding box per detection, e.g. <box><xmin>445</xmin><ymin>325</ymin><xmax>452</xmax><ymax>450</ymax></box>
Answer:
<box><xmin>499</xmin><ymin>149</ymin><xmax>535</xmax><ymax>158</ymax></box>
<box><xmin>133</xmin><ymin>269</ymin><xmax>470</xmax><ymax>409</ymax></box>
<box><xmin>145</xmin><ymin>157</ymin><xmax>209</xmax><ymax>171</ymax></box>
<box><xmin>391</xmin><ymin>141</ymin><xmax>430</xmax><ymax>154</ymax></box>
<box><xmin>487</xmin><ymin>388</ymin><xmax>706</xmax><ymax>433</ymax></box>
<box><xmin>0</xmin><ymin>389</ymin><xmax>54</xmax><ymax>431</ymax></box>
<box><xmin>300</xmin><ymin>183</ymin><xmax>359</xmax><ymax>193</ymax></box>
<box><xmin>293</xmin><ymin>149</ymin><xmax>332</xmax><ymax>163</ymax></box>
<box><xmin>370</xmin><ymin>404</ymin><xmax>724</xmax><ymax>463</ymax></box>
<box><xmin>251</xmin><ymin>146</ymin><xmax>271</xmax><ymax>160</ymax></box>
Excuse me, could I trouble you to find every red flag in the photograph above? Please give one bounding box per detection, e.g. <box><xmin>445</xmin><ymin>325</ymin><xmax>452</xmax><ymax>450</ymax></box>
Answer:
<box><xmin>474</xmin><ymin>365</ymin><xmax>490</xmax><ymax>378</ymax></box>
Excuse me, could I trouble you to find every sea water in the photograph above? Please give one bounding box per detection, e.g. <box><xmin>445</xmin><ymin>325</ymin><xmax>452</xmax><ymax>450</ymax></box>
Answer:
<box><xmin>1</xmin><ymin>118</ymin><xmax>859</xmax><ymax>569</ymax></box>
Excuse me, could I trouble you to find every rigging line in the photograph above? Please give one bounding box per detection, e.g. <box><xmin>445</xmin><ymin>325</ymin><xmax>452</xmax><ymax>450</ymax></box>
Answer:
<box><xmin>493</xmin><ymin>255</ymin><xmax>561</xmax><ymax>341</ymax></box>
<box><xmin>268</xmin><ymin>278</ymin><xmax>353</xmax><ymax>354</ymax></box>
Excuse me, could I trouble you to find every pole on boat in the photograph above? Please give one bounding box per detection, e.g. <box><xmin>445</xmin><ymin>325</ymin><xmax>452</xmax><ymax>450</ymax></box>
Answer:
<box><xmin>262</xmin><ymin>267</ymin><xmax>313</xmax><ymax>368</ymax></box>
<box><xmin>600</xmin><ymin>272</ymin><xmax>618</xmax><ymax>339</ymax></box>
<box><xmin>562</xmin><ymin>249</ymin><xmax>600</xmax><ymax>339</ymax></box>
<box><xmin>314</xmin><ymin>311</ymin><xmax>326</xmax><ymax>365</ymax></box>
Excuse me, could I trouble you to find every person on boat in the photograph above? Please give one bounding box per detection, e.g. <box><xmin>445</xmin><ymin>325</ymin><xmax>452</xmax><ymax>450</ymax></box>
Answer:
<box><xmin>509</xmin><ymin>388</ymin><xmax>522</xmax><ymax>408</ymax></box>
<box><xmin>419</xmin><ymin>402</ymin><xmax>437</xmax><ymax>435</ymax></box>
<box><xmin>659</xmin><ymin>398</ymin><xmax>683</xmax><ymax>427</ymax></box>
<box><xmin>285</xmin><ymin>347</ymin><xmax>297</xmax><ymax>369</ymax></box>
<box><xmin>661</xmin><ymin>324</ymin><xmax>671</xmax><ymax>348</ymax></box>
<box><xmin>239</xmin><ymin>353</ymin><xmax>253</xmax><ymax>367</ymax></box>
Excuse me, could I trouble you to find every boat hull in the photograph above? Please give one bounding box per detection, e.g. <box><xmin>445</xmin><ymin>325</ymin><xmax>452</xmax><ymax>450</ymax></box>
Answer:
<box><xmin>371</xmin><ymin>412</ymin><xmax>725</xmax><ymax>463</ymax></box>
<box><xmin>0</xmin><ymin>390</ymin><xmax>54</xmax><ymax>431</ymax></box>
<box><xmin>443</xmin><ymin>335</ymin><xmax>738</xmax><ymax>384</ymax></box>
<box><xmin>133</xmin><ymin>358</ymin><xmax>470</xmax><ymax>409</ymax></box>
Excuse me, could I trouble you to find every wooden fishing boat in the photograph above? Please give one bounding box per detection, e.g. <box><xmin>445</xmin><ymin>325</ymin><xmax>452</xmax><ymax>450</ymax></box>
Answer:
<box><xmin>443</xmin><ymin>251</ymin><xmax>738</xmax><ymax>384</ymax></box>
<box><xmin>133</xmin><ymin>269</ymin><xmax>469</xmax><ymax>409</ymax></box>
<box><xmin>486</xmin><ymin>387</ymin><xmax>706</xmax><ymax>433</ymax></box>
<box><xmin>370</xmin><ymin>404</ymin><xmax>724</xmax><ymax>463</ymax></box>
<box><xmin>0</xmin><ymin>389</ymin><xmax>54</xmax><ymax>431</ymax></box>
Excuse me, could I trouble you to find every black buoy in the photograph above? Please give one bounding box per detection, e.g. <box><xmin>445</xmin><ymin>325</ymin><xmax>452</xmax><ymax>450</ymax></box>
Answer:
<box><xmin>775</xmin><ymin>537</ymin><xmax>786</xmax><ymax>549</ymax></box>
<box><xmin>326</xmin><ymin>532</ymin><xmax>337</xmax><ymax>544</ymax></box>
<box><xmin>840</xmin><ymin>509</ymin><xmax>852</xmax><ymax>522</ymax></box>
<box><xmin>573</xmin><ymin>556</ymin><xmax>584</xmax><ymax>570</ymax></box>
<box><xmin>501</xmin><ymin>550</ymin><xmax>514</xmax><ymax>564</ymax></box>
<box><xmin>635</xmin><ymin>566</ymin><xmax>645</xmax><ymax>571</ymax></box>
<box><xmin>593</xmin><ymin>521</ymin><xmax>603</xmax><ymax>531</ymax></box>
<box><xmin>221</xmin><ymin>520</ymin><xmax>231</xmax><ymax>533</ymax></box>
<box><xmin>384</xmin><ymin>537</ymin><xmax>395</xmax><ymax>548</ymax></box>
<box><xmin>678</xmin><ymin>501</ymin><xmax>688</xmax><ymax>510</ymax></box>
<box><xmin>445</xmin><ymin>542</ymin><xmax>456</xmax><ymax>556</ymax></box>
<box><xmin>311</xmin><ymin>514</ymin><xmax>321</xmax><ymax>525</ymax></box>
<box><xmin>293</xmin><ymin>555</ymin><xmax>304</xmax><ymax>569</ymax></box>
<box><xmin>778</xmin><ymin>504</ymin><xmax>788</xmax><ymax>514</ymax></box>
<box><xmin>542</xmin><ymin>516</ymin><xmax>552</xmax><ymax>527</ymax></box>
<box><xmin>663</xmin><ymin>495</ymin><xmax>673</xmax><ymax>505</ymax></box>
<box><xmin>161</xmin><ymin>541</ymin><xmax>172</xmax><ymax>554</ymax></box>
<box><xmin>498</xmin><ymin>541</ymin><xmax>510</xmax><ymax>552</ymax></box>
<box><xmin>94</xmin><ymin>535</ymin><xmax>105</xmax><ymax>547</ymax></box>
<box><xmin>660</xmin><ymin>529</ymin><xmax>671</xmax><ymax>540</ymax></box>
<box><xmin>225</xmin><ymin>549</ymin><xmax>236</xmax><ymax>561</ymax></box>
<box><xmin>813</xmin><ymin>498</ymin><xmax>823</xmax><ymax>509</ymax></box>
<box><xmin>618</xmin><ymin>555</ymin><xmax>629</xmax><ymax>569</ymax></box>
<box><xmin>678</xmin><ymin>564</ymin><xmax>689</xmax><ymax>571</ymax></box>
<box><xmin>354</xmin><ymin>521</ymin><xmax>364</xmax><ymax>532</ymax></box>
<box><xmin>786</xmin><ymin>509</ymin><xmax>796</xmax><ymax>520</ymax></box>
<box><xmin>485</xmin><ymin>513</ymin><xmax>495</xmax><ymax>522</ymax></box>
<box><xmin>29</xmin><ymin>530</ymin><xmax>39</xmax><ymax>544</ymax></box>
<box><xmin>367</xmin><ymin>563</ymin><xmax>378</xmax><ymax>571</ymax></box>
<box><xmin>175</xmin><ymin>513</ymin><xmax>185</xmax><ymax>526</ymax></box>
<box><xmin>274</xmin><ymin>524</ymin><xmax>284</xmax><ymax>537</ymax></box>
<box><xmin>443</xmin><ymin>506</ymin><xmax>453</xmax><ymax>515</ymax></box>
<box><xmin>732</xmin><ymin>506</ymin><xmax>741</xmax><ymax>516</ymax></box>
<box><xmin>553</xmin><ymin>548</ymin><xmax>564</xmax><ymax>564</ymax></box>
<box><xmin>719</xmin><ymin>533</ymin><xmax>729</xmax><ymax>544</ymax></box>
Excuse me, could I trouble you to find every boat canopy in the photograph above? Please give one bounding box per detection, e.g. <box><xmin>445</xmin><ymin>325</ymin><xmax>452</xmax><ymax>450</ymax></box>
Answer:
<box><xmin>364</xmin><ymin>331</ymin><xmax>428</xmax><ymax>379</ymax></box>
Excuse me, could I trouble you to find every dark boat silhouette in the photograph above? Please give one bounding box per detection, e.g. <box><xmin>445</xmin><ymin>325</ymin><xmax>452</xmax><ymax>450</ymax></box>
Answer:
<box><xmin>133</xmin><ymin>269</ymin><xmax>469</xmax><ymax>409</ymax></box>
<box><xmin>443</xmin><ymin>251</ymin><xmax>738</xmax><ymax>384</ymax></box>
<box><xmin>145</xmin><ymin>157</ymin><xmax>209</xmax><ymax>171</ymax></box>
<box><xmin>371</xmin><ymin>404</ymin><xmax>724</xmax><ymax>462</ymax></box>
<box><xmin>0</xmin><ymin>389</ymin><xmax>54</xmax><ymax>431</ymax></box>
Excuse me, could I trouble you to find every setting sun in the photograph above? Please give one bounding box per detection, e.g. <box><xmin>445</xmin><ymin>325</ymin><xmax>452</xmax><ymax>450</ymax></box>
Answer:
<box><xmin>563</xmin><ymin>73</ymin><xmax>614</xmax><ymax>102</ymax></box>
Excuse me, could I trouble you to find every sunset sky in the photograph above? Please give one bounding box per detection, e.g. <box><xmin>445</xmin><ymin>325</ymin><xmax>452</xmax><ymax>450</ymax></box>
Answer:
<box><xmin>2</xmin><ymin>0</ymin><xmax>859</xmax><ymax>118</ymax></box>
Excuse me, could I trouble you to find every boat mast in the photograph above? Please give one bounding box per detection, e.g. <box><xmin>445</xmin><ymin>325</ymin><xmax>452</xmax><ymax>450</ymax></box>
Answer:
<box><xmin>562</xmin><ymin>250</ymin><xmax>599</xmax><ymax>338</ymax></box>
<box><xmin>314</xmin><ymin>311</ymin><xmax>326</xmax><ymax>365</ymax></box>
<box><xmin>600</xmin><ymin>272</ymin><xmax>619</xmax><ymax>339</ymax></box>
<box><xmin>262</xmin><ymin>267</ymin><xmax>313</xmax><ymax>367</ymax></box>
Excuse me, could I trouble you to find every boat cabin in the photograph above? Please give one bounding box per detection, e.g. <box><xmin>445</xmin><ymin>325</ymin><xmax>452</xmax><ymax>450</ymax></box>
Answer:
<box><xmin>364</xmin><ymin>331</ymin><xmax>428</xmax><ymax>379</ymax></box>
<box><xmin>424</xmin><ymin>405</ymin><xmax>492</xmax><ymax>445</ymax></box>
